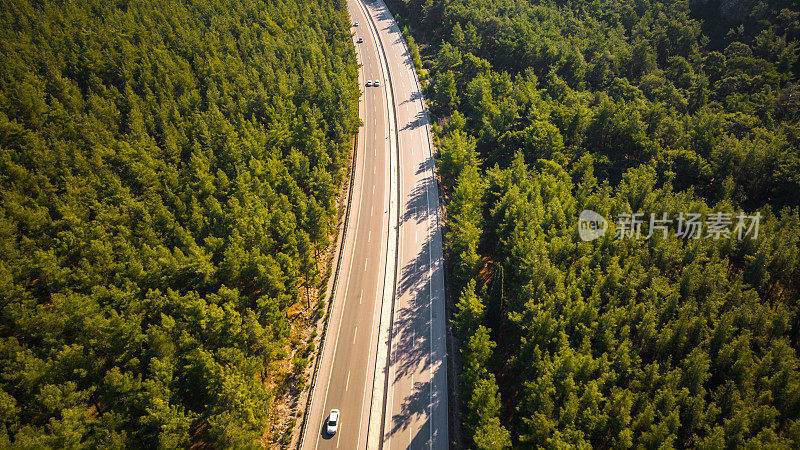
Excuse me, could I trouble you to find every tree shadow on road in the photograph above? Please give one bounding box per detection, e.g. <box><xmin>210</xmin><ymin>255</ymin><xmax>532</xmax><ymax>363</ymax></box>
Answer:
<box><xmin>399</xmin><ymin>90</ymin><xmax>423</xmax><ymax>106</ymax></box>
<box><xmin>399</xmin><ymin>164</ymin><xmax>435</xmax><ymax>228</ymax></box>
<box><xmin>384</xmin><ymin>354</ymin><xmax>448</xmax><ymax>446</ymax></box>
<box><xmin>387</xmin><ymin>206</ymin><xmax>446</xmax><ymax>425</ymax></box>
<box><xmin>400</xmin><ymin>110</ymin><xmax>427</xmax><ymax>133</ymax></box>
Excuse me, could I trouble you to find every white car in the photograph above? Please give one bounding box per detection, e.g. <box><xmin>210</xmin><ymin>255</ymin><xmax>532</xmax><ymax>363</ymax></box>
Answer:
<box><xmin>374</xmin><ymin>79</ymin><xmax>380</xmax><ymax>87</ymax></box>
<box><xmin>326</xmin><ymin>409</ymin><xmax>340</xmax><ymax>435</ymax></box>
<box><xmin>365</xmin><ymin>80</ymin><xmax>372</xmax><ymax>87</ymax></box>
<box><xmin>357</xmin><ymin>37</ymin><xmax>363</xmax><ymax>43</ymax></box>
<box><xmin>354</xmin><ymin>21</ymin><xmax>359</xmax><ymax>27</ymax></box>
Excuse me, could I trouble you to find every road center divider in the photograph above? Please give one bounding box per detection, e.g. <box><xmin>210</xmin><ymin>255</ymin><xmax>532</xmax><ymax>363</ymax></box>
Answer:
<box><xmin>356</xmin><ymin>0</ymin><xmax>401</xmax><ymax>448</ymax></box>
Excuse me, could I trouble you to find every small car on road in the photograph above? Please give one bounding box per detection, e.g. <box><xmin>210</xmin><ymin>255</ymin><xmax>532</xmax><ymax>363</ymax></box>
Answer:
<box><xmin>326</xmin><ymin>409</ymin><xmax>340</xmax><ymax>435</ymax></box>
<box><xmin>357</xmin><ymin>37</ymin><xmax>363</xmax><ymax>43</ymax></box>
<box><xmin>374</xmin><ymin>79</ymin><xmax>380</xmax><ymax>87</ymax></box>
<box><xmin>365</xmin><ymin>80</ymin><xmax>372</xmax><ymax>87</ymax></box>
<box><xmin>354</xmin><ymin>21</ymin><xmax>359</xmax><ymax>27</ymax></box>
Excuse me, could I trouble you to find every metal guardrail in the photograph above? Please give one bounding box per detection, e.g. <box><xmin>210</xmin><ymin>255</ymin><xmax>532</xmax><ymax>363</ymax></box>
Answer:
<box><xmin>355</xmin><ymin>0</ymin><xmax>403</xmax><ymax>447</ymax></box>
<box><xmin>296</xmin><ymin>124</ymin><xmax>360</xmax><ymax>449</ymax></box>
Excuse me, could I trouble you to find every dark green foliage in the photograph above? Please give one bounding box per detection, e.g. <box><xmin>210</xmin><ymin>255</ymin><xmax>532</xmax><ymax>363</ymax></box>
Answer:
<box><xmin>449</xmin><ymin>154</ymin><xmax>800</xmax><ymax>448</ymax></box>
<box><xmin>390</xmin><ymin>0</ymin><xmax>800</xmax><ymax>447</ymax></box>
<box><xmin>396</xmin><ymin>0</ymin><xmax>800</xmax><ymax>210</ymax></box>
<box><xmin>454</xmin><ymin>279</ymin><xmax>485</xmax><ymax>338</ymax></box>
<box><xmin>0</xmin><ymin>0</ymin><xmax>359</xmax><ymax>446</ymax></box>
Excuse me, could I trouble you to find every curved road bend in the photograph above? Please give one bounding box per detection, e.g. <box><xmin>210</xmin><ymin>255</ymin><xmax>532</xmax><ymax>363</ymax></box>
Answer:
<box><xmin>301</xmin><ymin>0</ymin><xmax>448</xmax><ymax>448</ymax></box>
<box><xmin>301</xmin><ymin>0</ymin><xmax>390</xmax><ymax>447</ymax></box>
<box><xmin>360</xmin><ymin>1</ymin><xmax>448</xmax><ymax>449</ymax></box>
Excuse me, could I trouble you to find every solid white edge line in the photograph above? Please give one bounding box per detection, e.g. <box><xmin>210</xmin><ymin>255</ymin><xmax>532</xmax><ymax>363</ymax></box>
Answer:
<box><xmin>358</xmin><ymin>0</ymin><xmax>400</xmax><ymax>448</ymax></box>
<box><xmin>308</xmin><ymin>2</ymin><xmax>369</xmax><ymax>447</ymax></box>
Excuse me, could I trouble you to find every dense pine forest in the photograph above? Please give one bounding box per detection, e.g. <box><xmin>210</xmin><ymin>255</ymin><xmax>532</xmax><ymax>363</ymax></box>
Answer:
<box><xmin>0</xmin><ymin>0</ymin><xmax>359</xmax><ymax>447</ymax></box>
<box><xmin>387</xmin><ymin>0</ymin><xmax>800</xmax><ymax>447</ymax></box>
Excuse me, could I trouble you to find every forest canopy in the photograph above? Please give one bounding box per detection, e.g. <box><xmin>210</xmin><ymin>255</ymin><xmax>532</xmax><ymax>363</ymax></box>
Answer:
<box><xmin>0</xmin><ymin>0</ymin><xmax>359</xmax><ymax>447</ymax></box>
<box><xmin>386</xmin><ymin>0</ymin><xmax>800</xmax><ymax>447</ymax></box>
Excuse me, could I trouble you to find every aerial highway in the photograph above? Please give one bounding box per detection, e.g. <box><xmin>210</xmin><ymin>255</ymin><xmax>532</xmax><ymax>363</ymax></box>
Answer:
<box><xmin>299</xmin><ymin>0</ymin><xmax>391</xmax><ymax>446</ymax></box>
<box><xmin>362</xmin><ymin>1</ymin><xmax>449</xmax><ymax>449</ymax></box>
<box><xmin>300</xmin><ymin>0</ymin><xmax>448</xmax><ymax>448</ymax></box>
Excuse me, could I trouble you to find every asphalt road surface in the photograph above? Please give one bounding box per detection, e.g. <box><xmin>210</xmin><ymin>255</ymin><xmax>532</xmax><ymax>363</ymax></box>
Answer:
<box><xmin>364</xmin><ymin>1</ymin><xmax>449</xmax><ymax>448</ymax></box>
<box><xmin>301</xmin><ymin>0</ymin><xmax>447</xmax><ymax>448</ymax></box>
